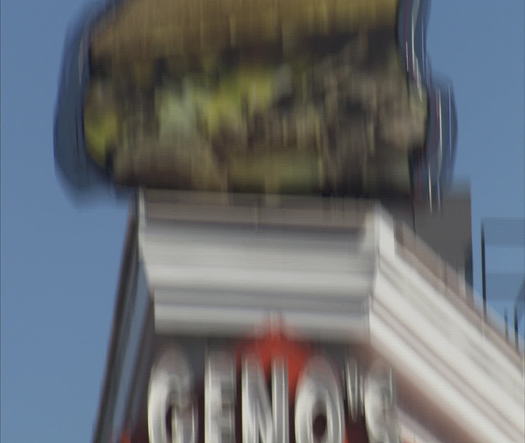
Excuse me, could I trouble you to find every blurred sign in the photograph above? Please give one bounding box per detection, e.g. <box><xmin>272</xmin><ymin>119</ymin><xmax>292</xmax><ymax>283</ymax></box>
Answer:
<box><xmin>55</xmin><ymin>0</ymin><xmax>456</xmax><ymax>205</ymax></box>
<box><xmin>140</xmin><ymin>329</ymin><xmax>399</xmax><ymax>443</ymax></box>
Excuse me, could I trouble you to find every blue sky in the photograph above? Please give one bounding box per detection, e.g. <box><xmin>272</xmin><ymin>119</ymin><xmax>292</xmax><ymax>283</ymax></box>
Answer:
<box><xmin>1</xmin><ymin>1</ymin><xmax>523</xmax><ymax>442</ymax></box>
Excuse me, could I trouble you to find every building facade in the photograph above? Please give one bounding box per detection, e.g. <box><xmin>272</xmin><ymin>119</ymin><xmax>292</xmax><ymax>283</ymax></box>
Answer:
<box><xmin>93</xmin><ymin>191</ymin><xmax>524</xmax><ymax>443</ymax></box>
